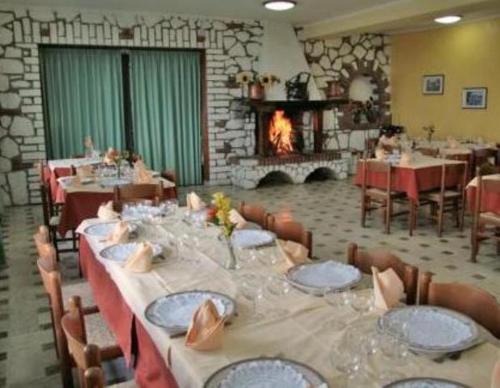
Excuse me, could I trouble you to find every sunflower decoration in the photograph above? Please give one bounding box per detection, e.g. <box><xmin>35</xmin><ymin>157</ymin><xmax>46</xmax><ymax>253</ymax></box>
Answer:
<box><xmin>259</xmin><ymin>73</ymin><xmax>280</xmax><ymax>89</ymax></box>
<box><xmin>235</xmin><ymin>71</ymin><xmax>254</xmax><ymax>86</ymax></box>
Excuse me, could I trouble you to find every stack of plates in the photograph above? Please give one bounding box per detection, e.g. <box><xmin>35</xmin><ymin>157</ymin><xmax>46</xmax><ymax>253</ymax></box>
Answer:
<box><xmin>231</xmin><ymin>230</ymin><xmax>276</xmax><ymax>249</ymax></box>
<box><xmin>145</xmin><ymin>290</ymin><xmax>236</xmax><ymax>337</ymax></box>
<box><xmin>378</xmin><ymin>306</ymin><xmax>480</xmax><ymax>355</ymax></box>
<box><xmin>204</xmin><ymin>358</ymin><xmax>328</xmax><ymax>388</ymax></box>
<box><xmin>286</xmin><ymin>260</ymin><xmax>362</xmax><ymax>295</ymax></box>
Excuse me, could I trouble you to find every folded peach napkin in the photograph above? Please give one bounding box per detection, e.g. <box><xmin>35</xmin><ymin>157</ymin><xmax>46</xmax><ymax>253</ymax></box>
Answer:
<box><xmin>71</xmin><ymin>175</ymin><xmax>82</xmax><ymax>187</ymax></box>
<box><xmin>446</xmin><ymin>136</ymin><xmax>459</xmax><ymax>149</ymax></box>
<box><xmin>103</xmin><ymin>147</ymin><xmax>118</xmax><ymax>165</ymax></box>
<box><xmin>107</xmin><ymin>221</ymin><xmax>129</xmax><ymax>244</ymax></box>
<box><xmin>135</xmin><ymin>168</ymin><xmax>154</xmax><ymax>184</ymax></box>
<box><xmin>229</xmin><ymin>209</ymin><xmax>247</xmax><ymax>229</ymax></box>
<box><xmin>399</xmin><ymin>152</ymin><xmax>412</xmax><ymax>166</ymax></box>
<box><xmin>276</xmin><ymin>239</ymin><xmax>310</xmax><ymax>272</ymax></box>
<box><xmin>372</xmin><ymin>266</ymin><xmax>404</xmax><ymax>310</ymax></box>
<box><xmin>186</xmin><ymin>192</ymin><xmax>206</xmax><ymax>211</ymax></box>
<box><xmin>76</xmin><ymin>165</ymin><xmax>94</xmax><ymax>178</ymax></box>
<box><xmin>124</xmin><ymin>242</ymin><xmax>153</xmax><ymax>273</ymax></box>
<box><xmin>185</xmin><ymin>300</ymin><xmax>224</xmax><ymax>351</ymax></box>
<box><xmin>375</xmin><ymin>148</ymin><xmax>386</xmax><ymax>161</ymax></box>
<box><xmin>97</xmin><ymin>201</ymin><xmax>119</xmax><ymax>221</ymax></box>
<box><xmin>492</xmin><ymin>360</ymin><xmax>500</xmax><ymax>388</ymax></box>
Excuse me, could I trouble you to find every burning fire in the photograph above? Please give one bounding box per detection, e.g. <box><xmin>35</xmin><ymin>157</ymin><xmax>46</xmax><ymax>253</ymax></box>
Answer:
<box><xmin>268</xmin><ymin>110</ymin><xmax>293</xmax><ymax>155</ymax></box>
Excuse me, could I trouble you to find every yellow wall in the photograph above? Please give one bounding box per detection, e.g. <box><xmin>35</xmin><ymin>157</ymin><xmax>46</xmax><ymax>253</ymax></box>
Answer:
<box><xmin>391</xmin><ymin>17</ymin><xmax>500</xmax><ymax>142</ymax></box>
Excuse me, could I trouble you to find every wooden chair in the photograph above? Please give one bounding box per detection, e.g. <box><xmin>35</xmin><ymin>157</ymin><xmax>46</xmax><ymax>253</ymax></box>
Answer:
<box><xmin>365</xmin><ymin>137</ymin><xmax>379</xmax><ymax>158</ymax></box>
<box><xmin>360</xmin><ymin>159</ymin><xmax>406</xmax><ymax>234</ymax></box>
<box><xmin>470</xmin><ymin>170</ymin><xmax>500</xmax><ymax>262</ymax></box>
<box><xmin>420</xmin><ymin>162</ymin><xmax>467</xmax><ymax>237</ymax></box>
<box><xmin>267</xmin><ymin>215</ymin><xmax>312</xmax><ymax>256</ymax></box>
<box><xmin>239</xmin><ymin>201</ymin><xmax>268</xmax><ymax>229</ymax></box>
<box><xmin>84</xmin><ymin>366</ymin><xmax>136</xmax><ymax>388</ymax></box>
<box><xmin>347</xmin><ymin>242</ymin><xmax>418</xmax><ymax>304</ymax></box>
<box><xmin>161</xmin><ymin>169</ymin><xmax>178</xmax><ymax>198</ymax></box>
<box><xmin>61</xmin><ymin>296</ymin><xmax>128</xmax><ymax>388</ymax></box>
<box><xmin>416</xmin><ymin>147</ymin><xmax>439</xmax><ymax>158</ymax></box>
<box><xmin>113</xmin><ymin>182</ymin><xmax>164</xmax><ymax>212</ymax></box>
<box><xmin>419</xmin><ymin>274</ymin><xmax>500</xmax><ymax>339</ymax></box>
<box><xmin>36</xmin><ymin>243</ymin><xmax>116</xmax><ymax>388</ymax></box>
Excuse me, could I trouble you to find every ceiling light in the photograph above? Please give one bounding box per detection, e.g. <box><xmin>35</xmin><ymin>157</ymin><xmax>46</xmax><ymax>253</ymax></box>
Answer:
<box><xmin>263</xmin><ymin>0</ymin><xmax>296</xmax><ymax>11</ymax></box>
<box><xmin>434</xmin><ymin>15</ymin><xmax>462</xmax><ymax>24</ymax></box>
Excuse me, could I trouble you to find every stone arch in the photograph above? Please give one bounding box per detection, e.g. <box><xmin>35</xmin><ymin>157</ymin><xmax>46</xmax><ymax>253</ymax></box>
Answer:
<box><xmin>304</xmin><ymin>167</ymin><xmax>337</xmax><ymax>183</ymax></box>
<box><xmin>257</xmin><ymin>170</ymin><xmax>294</xmax><ymax>188</ymax></box>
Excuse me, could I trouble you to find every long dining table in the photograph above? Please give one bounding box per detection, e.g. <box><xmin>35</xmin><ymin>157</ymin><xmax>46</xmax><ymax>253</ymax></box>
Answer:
<box><xmin>76</xmin><ymin>210</ymin><xmax>499</xmax><ymax>388</ymax></box>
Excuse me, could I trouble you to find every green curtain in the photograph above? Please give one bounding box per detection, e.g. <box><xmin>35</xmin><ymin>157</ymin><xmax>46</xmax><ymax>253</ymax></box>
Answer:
<box><xmin>129</xmin><ymin>50</ymin><xmax>202</xmax><ymax>186</ymax></box>
<box><xmin>41</xmin><ymin>47</ymin><xmax>125</xmax><ymax>159</ymax></box>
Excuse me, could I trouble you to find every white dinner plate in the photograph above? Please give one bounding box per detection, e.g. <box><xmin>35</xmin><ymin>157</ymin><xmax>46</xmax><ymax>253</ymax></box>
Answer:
<box><xmin>231</xmin><ymin>229</ymin><xmax>276</xmax><ymax>249</ymax></box>
<box><xmin>145</xmin><ymin>290</ymin><xmax>236</xmax><ymax>337</ymax></box>
<box><xmin>83</xmin><ymin>222</ymin><xmax>138</xmax><ymax>237</ymax></box>
<box><xmin>204</xmin><ymin>357</ymin><xmax>328</xmax><ymax>388</ymax></box>
<box><xmin>384</xmin><ymin>377</ymin><xmax>469</xmax><ymax>388</ymax></box>
<box><xmin>286</xmin><ymin>260</ymin><xmax>362</xmax><ymax>295</ymax></box>
<box><xmin>99</xmin><ymin>177</ymin><xmax>132</xmax><ymax>187</ymax></box>
<box><xmin>99</xmin><ymin>242</ymin><xmax>163</xmax><ymax>263</ymax></box>
<box><xmin>378</xmin><ymin>306</ymin><xmax>480</xmax><ymax>354</ymax></box>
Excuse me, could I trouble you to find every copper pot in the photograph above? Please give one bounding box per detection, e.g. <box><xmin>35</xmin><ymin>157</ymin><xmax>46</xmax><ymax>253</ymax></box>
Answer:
<box><xmin>326</xmin><ymin>80</ymin><xmax>344</xmax><ymax>99</ymax></box>
<box><xmin>248</xmin><ymin>82</ymin><xmax>265</xmax><ymax>100</ymax></box>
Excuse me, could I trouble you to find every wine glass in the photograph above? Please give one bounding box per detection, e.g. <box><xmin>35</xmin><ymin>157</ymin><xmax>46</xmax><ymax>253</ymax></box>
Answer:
<box><xmin>265</xmin><ymin>275</ymin><xmax>291</xmax><ymax>318</ymax></box>
<box><xmin>350</xmin><ymin>291</ymin><xmax>374</xmax><ymax>319</ymax></box>
<box><xmin>238</xmin><ymin>273</ymin><xmax>266</xmax><ymax>320</ymax></box>
<box><xmin>322</xmin><ymin>287</ymin><xmax>349</xmax><ymax>331</ymax></box>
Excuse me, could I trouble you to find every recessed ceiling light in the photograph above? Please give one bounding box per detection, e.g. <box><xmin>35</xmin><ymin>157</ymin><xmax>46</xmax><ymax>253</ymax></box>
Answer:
<box><xmin>263</xmin><ymin>0</ymin><xmax>296</xmax><ymax>11</ymax></box>
<box><xmin>434</xmin><ymin>15</ymin><xmax>462</xmax><ymax>24</ymax></box>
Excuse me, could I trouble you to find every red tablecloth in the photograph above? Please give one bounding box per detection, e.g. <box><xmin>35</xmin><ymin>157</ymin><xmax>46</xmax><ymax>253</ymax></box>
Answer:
<box><xmin>79</xmin><ymin>237</ymin><xmax>178</xmax><ymax>388</ymax></box>
<box><xmin>57</xmin><ymin>187</ymin><xmax>177</xmax><ymax>236</ymax></box>
<box><xmin>49</xmin><ymin>167</ymin><xmax>72</xmax><ymax>203</ymax></box>
<box><xmin>353</xmin><ymin>161</ymin><xmax>462</xmax><ymax>204</ymax></box>
<box><xmin>466</xmin><ymin>186</ymin><xmax>500</xmax><ymax>214</ymax></box>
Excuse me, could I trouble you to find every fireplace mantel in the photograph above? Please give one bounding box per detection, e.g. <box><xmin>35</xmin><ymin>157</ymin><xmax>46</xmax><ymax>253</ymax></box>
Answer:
<box><xmin>248</xmin><ymin>99</ymin><xmax>348</xmax><ymax>113</ymax></box>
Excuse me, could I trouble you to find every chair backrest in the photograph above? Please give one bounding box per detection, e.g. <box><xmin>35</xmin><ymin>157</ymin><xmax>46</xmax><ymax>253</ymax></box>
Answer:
<box><xmin>441</xmin><ymin>162</ymin><xmax>468</xmax><ymax>193</ymax></box>
<box><xmin>361</xmin><ymin>159</ymin><xmax>393</xmax><ymax>195</ymax></box>
<box><xmin>422</xmin><ymin>281</ymin><xmax>500</xmax><ymax>339</ymax></box>
<box><xmin>161</xmin><ymin>169</ymin><xmax>177</xmax><ymax>184</ymax></box>
<box><xmin>239</xmin><ymin>201</ymin><xmax>268</xmax><ymax>229</ymax></box>
<box><xmin>113</xmin><ymin>182</ymin><xmax>164</xmax><ymax>211</ymax></box>
<box><xmin>34</xmin><ymin>225</ymin><xmax>52</xmax><ymax>258</ymax></box>
<box><xmin>347</xmin><ymin>242</ymin><xmax>419</xmax><ymax>304</ymax></box>
<box><xmin>267</xmin><ymin>215</ymin><xmax>312</xmax><ymax>256</ymax></box>
<box><xmin>365</xmin><ymin>138</ymin><xmax>379</xmax><ymax>158</ymax></box>
<box><xmin>416</xmin><ymin>147</ymin><xmax>439</xmax><ymax>158</ymax></box>
<box><xmin>473</xmin><ymin>148</ymin><xmax>495</xmax><ymax>169</ymax></box>
<box><xmin>61</xmin><ymin>296</ymin><xmax>100</xmax><ymax>373</ymax></box>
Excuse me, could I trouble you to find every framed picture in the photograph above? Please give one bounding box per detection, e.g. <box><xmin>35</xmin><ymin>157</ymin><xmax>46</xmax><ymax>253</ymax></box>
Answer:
<box><xmin>422</xmin><ymin>74</ymin><xmax>444</xmax><ymax>95</ymax></box>
<box><xmin>462</xmin><ymin>87</ymin><xmax>487</xmax><ymax>109</ymax></box>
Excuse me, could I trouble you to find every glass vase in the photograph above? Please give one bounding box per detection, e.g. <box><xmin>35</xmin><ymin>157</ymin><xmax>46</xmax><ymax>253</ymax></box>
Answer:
<box><xmin>224</xmin><ymin>236</ymin><xmax>237</xmax><ymax>270</ymax></box>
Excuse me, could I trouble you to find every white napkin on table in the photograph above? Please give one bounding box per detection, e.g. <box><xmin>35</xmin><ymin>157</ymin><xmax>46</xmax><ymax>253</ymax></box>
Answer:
<box><xmin>186</xmin><ymin>192</ymin><xmax>206</xmax><ymax>211</ymax></box>
<box><xmin>229</xmin><ymin>209</ymin><xmax>247</xmax><ymax>229</ymax></box>
<box><xmin>372</xmin><ymin>266</ymin><xmax>404</xmax><ymax>311</ymax></box>
<box><xmin>97</xmin><ymin>201</ymin><xmax>119</xmax><ymax>221</ymax></box>
<box><xmin>124</xmin><ymin>242</ymin><xmax>153</xmax><ymax>273</ymax></box>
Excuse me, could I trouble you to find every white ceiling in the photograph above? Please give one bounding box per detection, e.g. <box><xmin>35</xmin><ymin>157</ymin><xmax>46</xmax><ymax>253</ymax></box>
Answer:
<box><xmin>4</xmin><ymin>0</ymin><xmax>397</xmax><ymax>25</ymax></box>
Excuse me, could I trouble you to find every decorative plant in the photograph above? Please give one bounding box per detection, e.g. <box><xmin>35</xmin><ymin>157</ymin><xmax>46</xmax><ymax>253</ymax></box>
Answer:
<box><xmin>104</xmin><ymin>148</ymin><xmax>130</xmax><ymax>177</ymax></box>
<box><xmin>212</xmin><ymin>192</ymin><xmax>236</xmax><ymax>238</ymax></box>
<box><xmin>422</xmin><ymin>124</ymin><xmax>436</xmax><ymax>143</ymax></box>
<box><xmin>259</xmin><ymin>73</ymin><xmax>280</xmax><ymax>89</ymax></box>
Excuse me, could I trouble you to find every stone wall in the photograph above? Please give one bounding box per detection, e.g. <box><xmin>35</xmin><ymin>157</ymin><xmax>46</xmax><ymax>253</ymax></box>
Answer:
<box><xmin>0</xmin><ymin>7</ymin><xmax>263</xmax><ymax>205</ymax></box>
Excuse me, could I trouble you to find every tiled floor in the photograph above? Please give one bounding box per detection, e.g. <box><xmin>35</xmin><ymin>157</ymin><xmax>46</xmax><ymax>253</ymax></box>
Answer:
<box><xmin>0</xmin><ymin>179</ymin><xmax>499</xmax><ymax>387</ymax></box>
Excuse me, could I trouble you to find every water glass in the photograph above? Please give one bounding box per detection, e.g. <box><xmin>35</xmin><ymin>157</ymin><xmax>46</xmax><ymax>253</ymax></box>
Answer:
<box><xmin>322</xmin><ymin>287</ymin><xmax>349</xmax><ymax>330</ymax></box>
<box><xmin>350</xmin><ymin>292</ymin><xmax>374</xmax><ymax>318</ymax></box>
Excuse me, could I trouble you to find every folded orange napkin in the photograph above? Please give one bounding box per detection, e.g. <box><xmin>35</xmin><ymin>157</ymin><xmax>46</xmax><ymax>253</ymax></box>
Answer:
<box><xmin>186</xmin><ymin>192</ymin><xmax>206</xmax><ymax>211</ymax></box>
<box><xmin>229</xmin><ymin>209</ymin><xmax>247</xmax><ymax>229</ymax></box>
<box><xmin>107</xmin><ymin>221</ymin><xmax>129</xmax><ymax>244</ymax></box>
<box><xmin>372</xmin><ymin>266</ymin><xmax>404</xmax><ymax>310</ymax></box>
<box><xmin>375</xmin><ymin>148</ymin><xmax>386</xmax><ymax>161</ymax></box>
<box><xmin>103</xmin><ymin>147</ymin><xmax>118</xmax><ymax>165</ymax></box>
<box><xmin>185</xmin><ymin>300</ymin><xmax>224</xmax><ymax>351</ymax></box>
<box><xmin>399</xmin><ymin>152</ymin><xmax>412</xmax><ymax>166</ymax></box>
<box><xmin>97</xmin><ymin>201</ymin><xmax>119</xmax><ymax>221</ymax></box>
<box><xmin>76</xmin><ymin>165</ymin><xmax>94</xmax><ymax>178</ymax></box>
<box><xmin>124</xmin><ymin>242</ymin><xmax>153</xmax><ymax>273</ymax></box>
<box><xmin>276</xmin><ymin>239</ymin><xmax>310</xmax><ymax>272</ymax></box>
<box><xmin>491</xmin><ymin>360</ymin><xmax>500</xmax><ymax>388</ymax></box>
